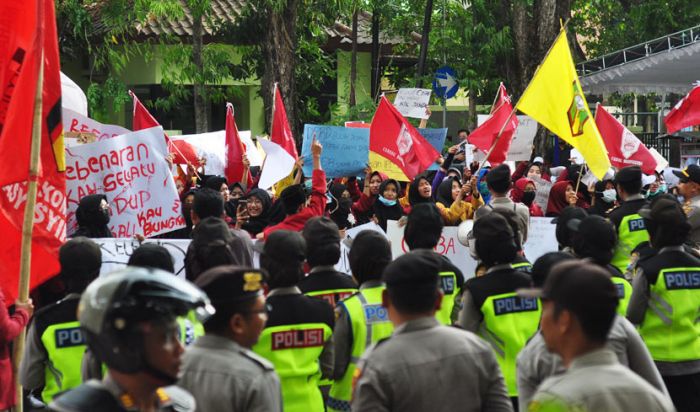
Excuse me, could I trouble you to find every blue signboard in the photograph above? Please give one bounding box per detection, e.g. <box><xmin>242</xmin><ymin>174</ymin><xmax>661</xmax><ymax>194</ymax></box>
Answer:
<box><xmin>432</xmin><ymin>66</ymin><xmax>459</xmax><ymax>99</ymax></box>
<box><xmin>301</xmin><ymin>125</ymin><xmax>369</xmax><ymax>178</ymax></box>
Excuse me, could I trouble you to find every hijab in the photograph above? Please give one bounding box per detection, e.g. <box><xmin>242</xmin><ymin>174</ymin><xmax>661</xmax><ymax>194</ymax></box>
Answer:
<box><xmin>511</xmin><ymin>178</ymin><xmax>534</xmax><ymax>203</ymax></box>
<box><xmin>436</xmin><ymin>177</ymin><xmax>459</xmax><ymax>208</ymax></box>
<box><xmin>241</xmin><ymin>188</ymin><xmax>272</xmax><ymax>236</ymax></box>
<box><xmin>546</xmin><ymin>181</ymin><xmax>573</xmax><ymax>217</ymax></box>
<box><xmin>73</xmin><ymin>194</ymin><xmax>112</xmax><ymax>238</ymax></box>
<box><xmin>328</xmin><ymin>182</ymin><xmax>352</xmax><ymax>229</ymax></box>
<box><xmin>408</xmin><ymin>175</ymin><xmax>433</xmax><ymax>206</ymax></box>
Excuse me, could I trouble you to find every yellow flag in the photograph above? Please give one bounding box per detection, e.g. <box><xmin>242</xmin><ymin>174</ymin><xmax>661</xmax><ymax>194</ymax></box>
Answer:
<box><xmin>518</xmin><ymin>30</ymin><xmax>611</xmax><ymax>179</ymax></box>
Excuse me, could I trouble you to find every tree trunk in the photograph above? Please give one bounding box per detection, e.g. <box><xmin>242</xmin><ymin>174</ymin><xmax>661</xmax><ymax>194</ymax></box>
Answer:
<box><xmin>415</xmin><ymin>0</ymin><xmax>433</xmax><ymax>88</ymax></box>
<box><xmin>261</xmin><ymin>1</ymin><xmax>300</xmax><ymax>144</ymax></box>
<box><xmin>468</xmin><ymin>86</ymin><xmax>477</xmax><ymax>131</ymax></box>
<box><xmin>192</xmin><ymin>12</ymin><xmax>208</xmax><ymax>133</ymax></box>
<box><xmin>350</xmin><ymin>10</ymin><xmax>358</xmax><ymax>107</ymax></box>
<box><xmin>510</xmin><ymin>0</ymin><xmax>530</xmax><ymax>97</ymax></box>
<box><xmin>370</xmin><ymin>10</ymin><xmax>380</xmax><ymax>100</ymax></box>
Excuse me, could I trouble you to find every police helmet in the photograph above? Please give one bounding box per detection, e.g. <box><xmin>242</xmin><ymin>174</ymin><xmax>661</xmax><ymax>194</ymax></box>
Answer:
<box><xmin>78</xmin><ymin>267</ymin><xmax>214</xmax><ymax>375</ymax></box>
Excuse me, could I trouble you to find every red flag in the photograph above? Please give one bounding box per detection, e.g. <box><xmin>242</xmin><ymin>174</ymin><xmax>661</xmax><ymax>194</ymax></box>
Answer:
<box><xmin>595</xmin><ymin>104</ymin><xmax>657</xmax><ymax>175</ymax></box>
<box><xmin>271</xmin><ymin>84</ymin><xmax>298</xmax><ymax>159</ymax></box>
<box><xmin>130</xmin><ymin>91</ymin><xmax>200</xmax><ymax>165</ymax></box>
<box><xmin>665</xmin><ymin>84</ymin><xmax>700</xmax><ymax>135</ymax></box>
<box><xmin>369</xmin><ymin>96</ymin><xmax>440</xmax><ymax>179</ymax></box>
<box><xmin>468</xmin><ymin>83</ymin><xmax>518</xmax><ymax>165</ymax></box>
<box><xmin>224</xmin><ymin>103</ymin><xmax>252</xmax><ymax>187</ymax></box>
<box><xmin>0</xmin><ymin>0</ymin><xmax>67</xmax><ymax>303</ymax></box>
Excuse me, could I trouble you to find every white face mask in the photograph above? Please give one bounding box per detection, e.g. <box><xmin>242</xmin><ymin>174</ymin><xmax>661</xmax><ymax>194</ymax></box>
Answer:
<box><xmin>602</xmin><ymin>189</ymin><xmax>617</xmax><ymax>203</ymax></box>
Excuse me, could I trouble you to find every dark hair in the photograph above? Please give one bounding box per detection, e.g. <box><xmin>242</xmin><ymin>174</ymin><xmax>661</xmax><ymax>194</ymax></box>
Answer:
<box><xmin>60</xmin><ymin>237</ymin><xmax>102</xmax><ymax>293</ymax></box>
<box><xmin>383</xmin><ymin>250</ymin><xmax>441</xmax><ymax>314</ymax></box>
<box><xmin>128</xmin><ymin>244</ymin><xmax>175</xmax><ymax>273</ymax></box>
<box><xmin>531</xmin><ymin>252</ymin><xmax>575</xmax><ymax>287</ymax></box>
<box><xmin>491</xmin><ymin>209</ymin><xmax>524</xmax><ymax>250</ymax></box>
<box><xmin>645</xmin><ymin>194</ymin><xmax>690</xmax><ymax>248</ymax></box>
<box><xmin>260</xmin><ymin>254</ymin><xmax>304</xmax><ymax>289</ymax></box>
<box><xmin>555</xmin><ymin>207</ymin><xmax>588</xmax><ymax>248</ymax></box>
<box><xmin>349</xmin><ymin>231</ymin><xmax>392</xmax><ymax>284</ymax></box>
<box><xmin>203</xmin><ymin>298</ymin><xmax>256</xmax><ymax>334</ymax></box>
<box><xmin>616</xmin><ymin>178</ymin><xmax>642</xmax><ymax>196</ymax></box>
<box><xmin>571</xmin><ymin>219</ymin><xmax>617</xmax><ymax>266</ymax></box>
<box><xmin>457</xmin><ymin>129</ymin><xmax>469</xmax><ymax>135</ymax></box>
<box><xmin>405</xmin><ymin>203</ymin><xmax>443</xmax><ymax>249</ymax></box>
<box><xmin>303</xmin><ymin>217</ymin><xmax>341</xmax><ymax>267</ymax></box>
<box><xmin>474</xmin><ymin>213</ymin><xmax>518</xmax><ymax>266</ymax></box>
<box><xmin>193</xmin><ymin>188</ymin><xmax>224</xmax><ymax>220</ymax></box>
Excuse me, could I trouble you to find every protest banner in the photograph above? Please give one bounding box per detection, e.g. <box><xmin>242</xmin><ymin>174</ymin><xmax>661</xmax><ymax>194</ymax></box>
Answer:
<box><xmin>93</xmin><ymin>238</ymin><xmax>191</xmax><ymax>278</ymax></box>
<box><xmin>368</xmin><ymin>128</ymin><xmax>447</xmax><ymax>180</ymax></box>
<box><xmin>171</xmin><ymin>130</ymin><xmax>262</xmax><ymax>177</ymax></box>
<box><xmin>386</xmin><ymin>217</ymin><xmax>557</xmax><ymax>278</ymax></box>
<box><xmin>477</xmin><ymin>114</ymin><xmax>537</xmax><ymax>162</ymax></box>
<box><xmin>301</xmin><ymin>125</ymin><xmax>370</xmax><ymax>177</ymax></box>
<box><xmin>394</xmin><ymin>88</ymin><xmax>432</xmax><ymax>119</ymax></box>
<box><xmin>63</xmin><ymin>108</ymin><xmax>130</xmax><ymax>144</ymax></box>
<box><xmin>65</xmin><ymin>126</ymin><xmax>185</xmax><ymax>238</ymax></box>
<box><xmin>532</xmin><ymin>176</ymin><xmax>553</xmax><ymax>212</ymax></box>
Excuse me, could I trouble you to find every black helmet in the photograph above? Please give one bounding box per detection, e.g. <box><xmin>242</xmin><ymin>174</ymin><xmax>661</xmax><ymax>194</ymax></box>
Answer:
<box><xmin>78</xmin><ymin>267</ymin><xmax>214</xmax><ymax>375</ymax></box>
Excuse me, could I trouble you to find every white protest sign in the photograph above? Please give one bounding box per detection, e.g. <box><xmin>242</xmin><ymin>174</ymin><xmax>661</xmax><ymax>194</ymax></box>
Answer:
<box><xmin>171</xmin><ymin>130</ymin><xmax>262</xmax><ymax>177</ymax></box>
<box><xmin>65</xmin><ymin>126</ymin><xmax>185</xmax><ymax>238</ymax></box>
<box><xmin>649</xmin><ymin>148</ymin><xmax>669</xmax><ymax>172</ymax></box>
<box><xmin>477</xmin><ymin>115</ymin><xmax>537</xmax><ymax>161</ymax></box>
<box><xmin>386</xmin><ymin>217</ymin><xmax>558</xmax><ymax>278</ymax></box>
<box><xmin>63</xmin><ymin>108</ymin><xmax>130</xmax><ymax>144</ymax></box>
<box><xmin>531</xmin><ymin>177</ymin><xmax>553</xmax><ymax>212</ymax></box>
<box><xmin>94</xmin><ymin>238</ymin><xmax>191</xmax><ymax>278</ymax></box>
<box><xmin>335</xmin><ymin>222</ymin><xmax>388</xmax><ymax>274</ymax></box>
<box><xmin>61</xmin><ymin>72</ymin><xmax>88</xmax><ymax>116</ymax></box>
<box><xmin>570</xmin><ymin>148</ymin><xmax>585</xmax><ymax>165</ymax></box>
<box><xmin>394</xmin><ymin>88</ymin><xmax>432</xmax><ymax>119</ymax></box>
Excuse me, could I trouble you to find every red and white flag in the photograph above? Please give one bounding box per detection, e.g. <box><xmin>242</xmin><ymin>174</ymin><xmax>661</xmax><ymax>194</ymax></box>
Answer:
<box><xmin>130</xmin><ymin>91</ymin><xmax>200</xmax><ymax>166</ymax></box>
<box><xmin>595</xmin><ymin>104</ymin><xmax>657</xmax><ymax>175</ymax></box>
<box><xmin>665</xmin><ymin>84</ymin><xmax>700</xmax><ymax>135</ymax></box>
<box><xmin>468</xmin><ymin>83</ymin><xmax>518</xmax><ymax>165</ymax></box>
<box><xmin>0</xmin><ymin>0</ymin><xmax>67</xmax><ymax>303</ymax></box>
<box><xmin>258</xmin><ymin>84</ymin><xmax>298</xmax><ymax>189</ymax></box>
<box><xmin>224</xmin><ymin>103</ymin><xmax>252</xmax><ymax>187</ymax></box>
<box><xmin>369</xmin><ymin>96</ymin><xmax>440</xmax><ymax>179</ymax></box>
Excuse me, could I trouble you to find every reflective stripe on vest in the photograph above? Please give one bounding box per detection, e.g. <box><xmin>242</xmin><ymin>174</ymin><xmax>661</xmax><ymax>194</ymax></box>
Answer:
<box><xmin>40</xmin><ymin>321</ymin><xmax>87</xmax><ymax>403</ymax></box>
<box><xmin>512</xmin><ymin>262</ymin><xmax>532</xmax><ymax>274</ymax></box>
<box><xmin>328</xmin><ymin>286</ymin><xmax>393</xmax><ymax>412</ymax></box>
<box><xmin>480</xmin><ymin>292</ymin><xmax>541</xmax><ymax>397</ymax></box>
<box><xmin>638</xmin><ymin>267</ymin><xmax>700</xmax><ymax>362</ymax></box>
<box><xmin>611</xmin><ymin>277</ymin><xmax>632</xmax><ymax>317</ymax></box>
<box><xmin>436</xmin><ymin>271</ymin><xmax>459</xmax><ymax>325</ymax></box>
<box><xmin>253</xmin><ymin>323</ymin><xmax>333</xmax><ymax>412</ymax></box>
<box><xmin>305</xmin><ymin>288</ymin><xmax>358</xmax><ymax>307</ymax></box>
<box><xmin>611</xmin><ymin>213</ymin><xmax>649</xmax><ymax>273</ymax></box>
<box><xmin>177</xmin><ymin>311</ymin><xmax>204</xmax><ymax>347</ymax></box>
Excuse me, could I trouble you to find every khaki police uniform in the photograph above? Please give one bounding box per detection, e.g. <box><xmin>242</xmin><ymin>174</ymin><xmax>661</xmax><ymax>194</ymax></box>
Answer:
<box><xmin>352</xmin><ymin>316</ymin><xmax>513</xmax><ymax>412</ymax></box>
<box><xmin>683</xmin><ymin>194</ymin><xmax>700</xmax><ymax>246</ymax></box>
<box><xmin>20</xmin><ymin>294</ymin><xmax>86</xmax><ymax>404</ymax></box>
<box><xmin>516</xmin><ymin>315</ymin><xmax>667</xmax><ymax>412</ymax></box>
<box><xmin>528</xmin><ymin>349</ymin><xmax>674</xmax><ymax>412</ymax></box>
<box><xmin>178</xmin><ymin>335</ymin><xmax>282</xmax><ymax>412</ymax></box>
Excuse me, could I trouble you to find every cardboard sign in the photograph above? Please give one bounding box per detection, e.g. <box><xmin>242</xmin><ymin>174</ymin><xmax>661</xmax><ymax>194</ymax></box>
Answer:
<box><xmin>65</xmin><ymin>127</ymin><xmax>185</xmax><ymax>238</ymax></box>
<box><xmin>63</xmin><ymin>108</ymin><xmax>130</xmax><ymax>144</ymax></box>
<box><xmin>94</xmin><ymin>238</ymin><xmax>191</xmax><ymax>278</ymax></box>
<box><xmin>171</xmin><ymin>130</ymin><xmax>262</xmax><ymax>177</ymax></box>
<box><xmin>531</xmin><ymin>177</ymin><xmax>553</xmax><ymax>213</ymax></box>
<box><xmin>301</xmin><ymin>125</ymin><xmax>370</xmax><ymax>178</ymax></box>
<box><xmin>394</xmin><ymin>88</ymin><xmax>432</xmax><ymax>119</ymax></box>
<box><xmin>477</xmin><ymin>114</ymin><xmax>537</xmax><ymax>161</ymax></box>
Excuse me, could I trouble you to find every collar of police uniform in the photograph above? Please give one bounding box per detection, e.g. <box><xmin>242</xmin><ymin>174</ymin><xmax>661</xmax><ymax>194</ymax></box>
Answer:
<box><xmin>394</xmin><ymin>315</ymin><xmax>440</xmax><ymax>335</ymax></box>
<box><xmin>658</xmin><ymin>245</ymin><xmax>685</xmax><ymax>254</ymax></box>
<box><xmin>194</xmin><ymin>334</ymin><xmax>246</xmax><ymax>353</ymax></box>
<box><xmin>569</xmin><ymin>348</ymin><xmax>617</xmax><ymax>371</ymax></box>
<box><xmin>359</xmin><ymin>280</ymin><xmax>385</xmax><ymax>290</ymax></box>
<box><xmin>490</xmin><ymin>197</ymin><xmax>513</xmax><ymax>205</ymax></box>
<box><xmin>102</xmin><ymin>373</ymin><xmax>172</xmax><ymax>410</ymax></box>
<box><xmin>625</xmin><ymin>194</ymin><xmax>646</xmax><ymax>202</ymax></box>
<box><xmin>309</xmin><ymin>265</ymin><xmax>337</xmax><ymax>274</ymax></box>
<box><xmin>267</xmin><ymin>286</ymin><xmax>302</xmax><ymax>297</ymax></box>
<box><xmin>485</xmin><ymin>263</ymin><xmax>514</xmax><ymax>274</ymax></box>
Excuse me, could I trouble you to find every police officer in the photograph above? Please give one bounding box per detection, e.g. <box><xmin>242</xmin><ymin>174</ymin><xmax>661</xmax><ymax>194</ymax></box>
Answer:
<box><xmin>49</xmin><ymin>267</ymin><xmax>213</xmax><ymax>412</ymax></box>
<box><xmin>298</xmin><ymin>217</ymin><xmax>358</xmax><ymax>306</ymax></box>
<box><xmin>628</xmin><ymin>196</ymin><xmax>700</xmax><ymax>412</ymax></box>
<box><xmin>178</xmin><ymin>265</ymin><xmax>282</xmax><ymax>411</ymax></box>
<box><xmin>20</xmin><ymin>237</ymin><xmax>101</xmax><ymax>405</ymax></box>
<box><xmin>673</xmin><ymin>164</ymin><xmax>700</xmax><ymax>246</ymax></box>
<box><xmin>493</xmin><ymin>209</ymin><xmax>532</xmax><ymax>273</ymax></box>
<box><xmin>459</xmin><ymin>213</ymin><xmax>539</xmax><ymax>409</ymax></box>
<box><xmin>351</xmin><ymin>250</ymin><xmax>512</xmax><ymax>411</ymax></box>
<box><xmin>404</xmin><ymin>203</ymin><xmax>465</xmax><ymax>325</ymax></box>
<box><xmin>327</xmin><ymin>231</ymin><xmax>394</xmax><ymax>411</ymax></box>
<box><xmin>608</xmin><ymin>166</ymin><xmax>650</xmax><ymax>273</ymax></box>
<box><xmin>252</xmin><ymin>230</ymin><xmax>334</xmax><ymax>412</ymax></box>
<box><xmin>568</xmin><ymin>215</ymin><xmax>632</xmax><ymax>316</ymax></box>
<box><xmin>523</xmin><ymin>261</ymin><xmax>674</xmax><ymax>412</ymax></box>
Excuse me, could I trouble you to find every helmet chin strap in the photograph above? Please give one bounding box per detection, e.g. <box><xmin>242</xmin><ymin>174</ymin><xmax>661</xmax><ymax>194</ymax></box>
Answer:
<box><xmin>142</xmin><ymin>358</ymin><xmax>178</xmax><ymax>386</ymax></box>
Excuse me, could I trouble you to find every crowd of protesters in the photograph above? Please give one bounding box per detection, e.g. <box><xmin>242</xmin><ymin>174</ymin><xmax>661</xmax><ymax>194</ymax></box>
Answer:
<box><xmin>1</xmin><ymin>133</ymin><xmax>699</xmax><ymax>412</ymax></box>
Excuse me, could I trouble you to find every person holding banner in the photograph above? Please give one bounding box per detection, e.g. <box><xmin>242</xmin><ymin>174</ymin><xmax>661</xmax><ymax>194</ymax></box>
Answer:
<box><xmin>72</xmin><ymin>194</ymin><xmax>113</xmax><ymax>238</ymax></box>
<box><xmin>351</xmin><ymin>169</ymin><xmax>385</xmax><ymax>225</ymax></box>
<box><xmin>435</xmin><ymin>176</ymin><xmax>483</xmax><ymax>225</ymax></box>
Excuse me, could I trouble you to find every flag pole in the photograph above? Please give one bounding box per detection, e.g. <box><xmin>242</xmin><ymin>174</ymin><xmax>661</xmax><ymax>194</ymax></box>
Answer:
<box><xmin>12</xmin><ymin>50</ymin><xmax>45</xmax><ymax>412</ymax></box>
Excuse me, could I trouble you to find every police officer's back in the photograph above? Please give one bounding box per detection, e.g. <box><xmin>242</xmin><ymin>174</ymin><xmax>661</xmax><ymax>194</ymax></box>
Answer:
<box><xmin>178</xmin><ymin>266</ymin><xmax>282</xmax><ymax>411</ymax></box>
<box><xmin>298</xmin><ymin>217</ymin><xmax>358</xmax><ymax>306</ymax></box>
<box><xmin>328</xmin><ymin>231</ymin><xmax>394</xmax><ymax>411</ymax></box>
<box><xmin>404</xmin><ymin>203</ymin><xmax>465</xmax><ymax>325</ymax></box>
<box><xmin>628</xmin><ymin>196</ymin><xmax>700</xmax><ymax>412</ymax></box>
<box><xmin>352</xmin><ymin>250</ymin><xmax>512</xmax><ymax>412</ymax></box>
<box><xmin>252</xmin><ymin>230</ymin><xmax>334</xmax><ymax>412</ymax></box>
<box><xmin>49</xmin><ymin>268</ymin><xmax>212</xmax><ymax>412</ymax></box>
<box><xmin>607</xmin><ymin>166</ymin><xmax>650</xmax><ymax>273</ymax></box>
<box><xmin>20</xmin><ymin>237</ymin><xmax>101</xmax><ymax>405</ymax></box>
<box><xmin>459</xmin><ymin>213</ymin><xmax>539</xmax><ymax>407</ymax></box>
<box><xmin>673</xmin><ymin>164</ymin><xmax>700</xmax><ymax>247</ymax></box>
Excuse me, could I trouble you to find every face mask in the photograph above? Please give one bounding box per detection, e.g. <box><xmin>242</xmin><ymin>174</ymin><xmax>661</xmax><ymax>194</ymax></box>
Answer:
<box><xmin>522</xmin><ymin>191</ymin><xmax>536</xmax><ymax>206</ymax></box>
<box><xmin>527</xmin><ymin>172</ymin><xmax>540</xmax><ymax>180</ymax></box>
<box><xmin>602</xmin><ymin>189</ymin><xmax>617</xmax><ymax>203</ymax></box>
<box><xmin>378</xmin><ymin>195</ymin><xmax>397</xmax><ymax>206</ymax></box>
<box><xmin>658</xmin><ymin>183</ymin><xmax>667</xmax><ymax>193</ymax></box>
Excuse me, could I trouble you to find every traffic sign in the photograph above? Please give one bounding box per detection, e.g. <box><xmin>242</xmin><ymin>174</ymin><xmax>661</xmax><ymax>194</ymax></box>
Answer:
<box><xmin>433</xmin><ymin>66</ymin><xmax>458</xmax><ymax>99</ymax></box>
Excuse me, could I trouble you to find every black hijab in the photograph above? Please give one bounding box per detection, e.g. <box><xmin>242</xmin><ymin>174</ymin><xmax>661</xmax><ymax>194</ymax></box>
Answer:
<box><xmin>241</xmin><ymin>188</ymin><xmax>272</xmax><ymax>236</ymax></box>
<box><xmin>328</xmin><ymin>182</ymin><xmax>352</xmax><ymax>229</ymax></box>
<box><xmin>73</xmin><ymin>194</ymin><xmax>112</xmax><ymax>238</ymax></box>
<box><xmin>408</xmin><ymin>175</ymin><xmax>433</xmax><ymax>206</ymax></box>
<box><xmin>436</xmin><ymin>177</ymin><xmax>459</xmax><ymax>208</ymax></box>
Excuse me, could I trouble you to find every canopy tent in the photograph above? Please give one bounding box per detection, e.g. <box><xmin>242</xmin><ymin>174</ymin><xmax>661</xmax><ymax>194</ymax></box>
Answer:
<box><xmin>577</xmin><ymin>25</ymin><xmax>700</xmax><ymax>95</ymax></box>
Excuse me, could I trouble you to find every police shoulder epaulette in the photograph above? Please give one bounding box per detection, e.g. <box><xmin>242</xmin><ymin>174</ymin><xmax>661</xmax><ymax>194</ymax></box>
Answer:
<box><xmin>241</xmin><ymin>347</ymin><xmax>276</xmax><ymax>371</ymax></box>
<box><xmin>162</xmin><ymin>385</ymin><xmax>196</xmax><ymax>412</ymax></box>
<box><xmin>605</xmin><ymin>205</ymin><xmax>620</xmax><ymax>216</ymax></box>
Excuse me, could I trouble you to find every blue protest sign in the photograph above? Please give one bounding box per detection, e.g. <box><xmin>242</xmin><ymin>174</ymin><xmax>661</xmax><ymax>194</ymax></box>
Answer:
<box><xmin>433</xmin><ymin>66</ymin><xmax>459</xmax><ymax>99</ymax></box>
<box><xmin>418</xmin><ymin>128</ymin><xmax>448</xmax><ymax>170</ymax></box>
<box><xmin>301</xmin><ymin>125</ymin><xmax>369</xmax><ymax>178</ymax></box>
